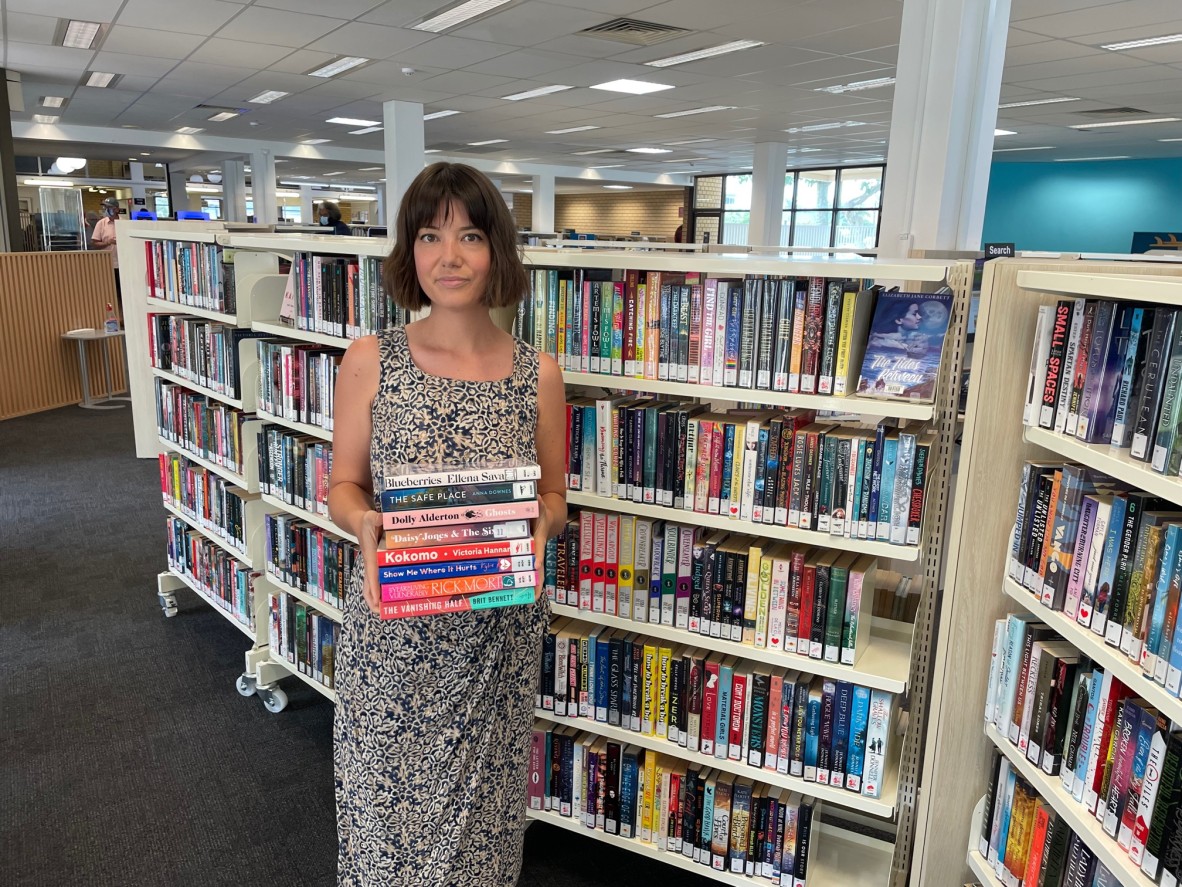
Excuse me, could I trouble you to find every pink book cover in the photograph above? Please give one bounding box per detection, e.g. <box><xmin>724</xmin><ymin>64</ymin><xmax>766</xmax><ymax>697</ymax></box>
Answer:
<box><xmin>382</xmin><ymin>519</ymin><xmax>531</xmax><ymax>549</ymax></box>
<box><xmin>381</xmin><ymin>499</ymin><xmax>539</xmax><ymax>530</ymax></box>
<box><xmin>379</xmin><ymin>587</ymin><xmax>535</xmax><ymax>619</ymax></box>
<box><xmin>728</xmin><ymin>672</ymin><xmax>747</xmax><ymax>760</ymax></box>
<box><xmin>701</xmin><ymin>279</ymin><xmax>719</xmax><ymax>385</ymax></box>
<box><xmin>381</xmin><ymin>570</ymin><xmax>538</xmax><ymax>602</ymax></box>
<box><xmin>582</xmin><ymin>280</ymin><xmax>593</xmax><ymax>373</ymax></box>
<box><xmin>766</xmin><ymin>673</ymin><xmax>783</xmax><ymax>770</ymax></box>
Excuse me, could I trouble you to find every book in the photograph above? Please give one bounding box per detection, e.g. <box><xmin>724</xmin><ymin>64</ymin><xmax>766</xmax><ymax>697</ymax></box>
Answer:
<box><xmin>379</xmin><ymin>586</ymin><xmax>536</xmax><ymax>618</ymax></box>
<box><xmin>856</xmin><ymin>290</ymin><xmax>954</xmax><ymax>402</ymax></box>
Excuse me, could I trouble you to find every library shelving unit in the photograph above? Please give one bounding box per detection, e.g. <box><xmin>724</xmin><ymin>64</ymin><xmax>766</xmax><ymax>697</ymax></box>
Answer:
<box><xmin>916</xmin><ymin>258</ymin><xmax>1182</xmax><ymax>886</ymax></box>
<box><xmin>521</xmin><ymin>245</ymin><xmax>975</xmax><ymax>887</ymax></box>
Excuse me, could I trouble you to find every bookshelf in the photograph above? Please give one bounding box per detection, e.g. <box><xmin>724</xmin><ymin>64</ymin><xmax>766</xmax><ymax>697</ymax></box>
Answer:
<box><xmin>918</xmin><ymin>259</ymin><xmax>1182</xmax><ymax>886</ymax></box>
<box><xmin>966</xmin><ymin>849</ymin><xmax>1001</xmax><ymax>887</ymax></box>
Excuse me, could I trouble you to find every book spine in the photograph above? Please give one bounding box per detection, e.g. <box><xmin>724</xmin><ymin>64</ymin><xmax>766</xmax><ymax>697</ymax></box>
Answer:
<box><xmin>379</xmin><ymin>585</ymin><xmax>534</xmax><ymax>618</ymax></box>
<box><xmin>383</xmin><ymin>462</ymin><xmax>542</xmax><ymax>490</ymax></box>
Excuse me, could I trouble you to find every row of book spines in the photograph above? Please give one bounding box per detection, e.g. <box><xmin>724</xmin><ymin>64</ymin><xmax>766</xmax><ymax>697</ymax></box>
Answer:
<box><xmin>380</xmin><ymin>569</ymin><xmax>537</xmax><ymax>601</ymax></box>
<box><xmin>257</xmin><ymin>424</ymin><xmax>332</xmax><ymax>515</ymax></box>
<box><xmin>985</xmin><ymin>615</ymin><xmax>1182</xmax><ymax>882</ymax></box>
<box><xmin>521</xmin><ymin>270</ymin><xmax>872</xmax><ymax>398</ymax></box>
<box><xmin>540</xmin><ymin>619</ymin><xmax>891</xmax><ymax>800</ymax></box>
<box><xmin>378</xmin><ymin>586</ymin><xmax>537</xmax><ymax>619</ymax></box>
<box><xmin>1010</xmin><ymin>461</ymin><xmax>1182</xmax><ymax>683</ymax></box>
<box><xmin>1026</xmin><ymin>298</ymin><xmax>1182</xmax><ymax>479</ymax></box>
<box><xmin>977</xmin><ymin>748</ymin><xmax>1113</xmax><ymax>887</ymax></box>
<box><xmin>145</xmin><ymin>240</ymin><xmax>231</xmax><ymax>311</ymax></box>
<box><xmin>567</xmin><ymin>398</ymin><xmax>933</xmax><ymax>546</ymax></box>
<box><xmin>553</xmin><ymin>510</ymin><xmax>875</xmax><ymax>663</ymax></box>
<box><xmin>268</xmin><ymin>589</ymin><xmax>338</xmax><ymax>689</ymax></box>
<box><xmin>158</xmin><ymin>452</ymin><xmax>251</xmax><ymax>551</ymax></box>
<box><xmin>289</xmin><ymin>252</ymin><xmax>407</xmax><ymax>340</ymax></box>
<box><xmin>155</xmin><ymin>380</ymin><xmax>248</xmax><ymax>472</ymax></box>
<box><xmin>263</xmin><ymin>514</ymin><xmax>355</xmax><ymax>608</ymax></box>
<box><xmin>254</xmin><ymin>339</ymin><xmax>342</xmax><ymax>429</ymax></box>
<box><xmin>147</xmin><ymin>314</ymin><xmax>263</xmax><ymax>398</ymax></box>
<box><xmin>165</xmin><ymin>518</ymin><xmax>256</xmax><ymax>626</ymax></box>
<box><xmin>530</xmin><ymin>728</ymin><xmax>820</xmax><ymax>884</ymax></box>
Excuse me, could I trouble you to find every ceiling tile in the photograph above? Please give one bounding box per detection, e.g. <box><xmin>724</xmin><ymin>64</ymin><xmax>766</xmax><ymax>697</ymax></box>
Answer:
<box><xmin>5</xmin><ymin>13</ymin><xmax>60</xmax><ymax>45</ymax></box>
<box><xmin>269</xmin><ymin>50</ymin><xmax>337</xmax><ymax>74</ymax></box>
<box><xmin>395</xmin><ymin>36</ymin><xmax>515</xmax><ymax>68</ymax></box>
<box><xmin>255</xmin><ymin>0</ymin><xmax>384</xmax><ymax>16</ymax></box>
<box><xmin>450</xmin><ymin>2</ymin><xmax>614</xmax><ymax>48</ymax></box>
<box><xmin>89</xmin><ymin>51</ymin><xmax>179</xmax><ymax>77</ymax></box>
<box><xmin>338</xmin><ymin>61</ymin><xmax>449</xmax><ymax>86</ymax></box>
<box><xmin>189</xmin><ymin>38</ymin><xmax>295</xmax><ymax>69</ymax></box>
<box><xmin>1004</xmin><ymin>52</ymin><xmax>1154</xmax><ymax>82</ymax></box>
<box><xmin>462</xmin><ymin>49</ymin><xmax>587</xmax><ymax>79</ymax></box>
<box><xmin>5</xmin><ymin>42</ymin><xmax>94</xmax><ymax>70</ymax></box>
<box><xmin>305</xmin><ymin>22</ymin><xmax>431</xmax><ymax>59</ymax></box>
<box><xmin>542</xmin><ymin>0</ymin><xmax>664</xmax><ymax>12</ymax></box>
<box><xmin>99</xmin><ymin>25</ymin><xmax>207</xmax><ymax>59</ymax></box>
<box><xmin>1016</xmin><ymin>0</ymin><xmax>1182</xmax><ymax>40</ymax></box>
<box><xmin>220</xmin><ymin>7</ymin><xmax>347</xmax><ymax>47</ymax></box>
<box><xmin>417</xmin><ymin>71</ymin><xmax>517</xmax><ymax>95</ymax></box>
<box><xmin>117</xmin><ymin>0</ymin><xmax>246</xmax><ymax>37</ymax></box>
<box><xmin>360</xmin><ymin>0</ymin><xmax>463</xmax><ymax>28</ymax></box>
<box><xmin>5</xmin><ymin>0</ymin><xmax>123</xmax><ymax>17</ymax></box>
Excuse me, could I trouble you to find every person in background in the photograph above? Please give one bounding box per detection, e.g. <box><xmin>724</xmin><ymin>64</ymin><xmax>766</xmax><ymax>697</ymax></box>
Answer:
<box><xmin>318</xmin><ymin>200</ymin><xmax>352</xmax><ymax>236</ymax></box>
<box><xmin>91</xmin><ymin>197</ymin><xmax>121</xmax><ymax>314</ymax></box>
<box><xmin>83</xmin><ymin>210</ymin><xmax>100</xmax><ymax>251</ymax></box>
<box><xmin>674</xmin><ymin>223</ymin><xmax>684</xmax><ymax>243</ymax></box>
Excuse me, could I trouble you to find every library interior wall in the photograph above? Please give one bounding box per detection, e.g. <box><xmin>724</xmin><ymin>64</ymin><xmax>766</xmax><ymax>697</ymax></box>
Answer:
<box><xmin>512</xmin><ymin>189</ymin><xmax>688</xmax><ymax>238</ymax></box>
<box><xmin>981</xmin><ymin>157</ymin><xmax>1182</xmax><ymax>253</ymax></box>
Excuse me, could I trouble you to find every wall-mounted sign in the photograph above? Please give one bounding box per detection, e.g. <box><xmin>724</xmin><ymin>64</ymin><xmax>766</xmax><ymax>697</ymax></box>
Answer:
<box><xmin>984</xmin><ymin>242</ymin><xmax>1015</xmax><ymax>259</ymax></box>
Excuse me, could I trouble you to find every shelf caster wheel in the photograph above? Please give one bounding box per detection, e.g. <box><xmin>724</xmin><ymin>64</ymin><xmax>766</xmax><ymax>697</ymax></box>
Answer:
<box><xmin>158</xmin><ymin>593</ymin><xmax>178</xmax><ymax>618</ymax></box>
<box><xmin>236</xmin><ymin>674</ymin><xmax>257</xmax><ymax>697</ymax></box>
<box><xmin>260</xmin><ymin>687</ymin><xmax>288</xmax><ymax>713</ymax></box>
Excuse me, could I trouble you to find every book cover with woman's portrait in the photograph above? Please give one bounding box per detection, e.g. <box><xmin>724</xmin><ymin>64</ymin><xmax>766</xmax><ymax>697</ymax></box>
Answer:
<box><xmin>856</xmin><ymin>291</ymin><xmax>954</xmax><ymax>402</ymax></box>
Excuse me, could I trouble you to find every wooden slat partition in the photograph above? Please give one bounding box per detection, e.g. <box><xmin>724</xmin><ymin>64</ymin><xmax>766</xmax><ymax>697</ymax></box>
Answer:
<box><xmin>0</xmin><ymin>251</ymin><xmax>124</xmax><ymax>420</ymax></box>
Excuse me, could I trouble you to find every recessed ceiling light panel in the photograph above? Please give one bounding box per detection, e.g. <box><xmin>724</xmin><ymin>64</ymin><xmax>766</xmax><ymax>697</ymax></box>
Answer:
<box><xmin>502</xmin><ymin>85</ymin><xmax>571</xmax><ymax>101</ymax></box>
<box><xmin>248</xmin><ymin>90</ymin><xmax>288</xmax><ymax>104</ymax></box>
<box><xmin>654</xmin><ymin>105</ymin><xmax>734</xmax><ymax>118</ymax></box>
<box><xmin>590</xmin><ymin>79</ymin><xmax>674</xmax><ymax>95</ymax></box>
<box><xmin>423</xmin><ymin>110</ymin><xmax>461</xmax><ymax>120</ymax></box>
<box><xmin>645</xmin><ymin>40</ymin><xmax>764</xmax><ymax>68</ymax></box>
<box><xmin>327</xmin><ymin>117</ymin><xmax>380</xmax><ymax>126</ymax></box>
<box><xmin>414</xmin><ymin>0</ymin><xmax>512</xmax><ymax>33</ymax></box>
<box><xmin>1070</xmin><ymin>117</ymin><xmax>1180</xmax><ymax>129</ymax></box>
<box><xmin>307</xmin><ymin>57</ymin><xmax>370</xmax><ymax>78</ymax></box>
<box><xmin>997</xmin><ymin>96</ymin><xmax>1078</xmax><ymax>109</ymax></box>
<box><xmin>1101</xmin><ymin>33</ymin><xmax>1182</xmax><ymax>51</ymax></box>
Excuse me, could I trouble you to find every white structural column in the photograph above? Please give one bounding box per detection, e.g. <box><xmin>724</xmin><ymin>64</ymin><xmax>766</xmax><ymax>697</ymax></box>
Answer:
<box><xmin>299</xmin><ymin>185</ymin><xmax>314</xmax><ymax>224</ymax></box>
<box><xmin>168</xmin><ymin>170</ymin><xmax>189</xmax><ymax>216</ymax></box>
<box><xmin>221</xmin><ymin>159</ymin><xmax>247</xmax><ymax>222</ymax></box>
<box><xmin>249</xmin><ymin>147</ymin><xmax>278</xmax><ymax>225</ymax></box>
<box><xmin>878</xmin><ymin>0</ymin><xmax>1012</xmax><ymax>257</ymax></box>
<box><xmin>382</xmin><ymin>100</ymin><xmax>425</xmax><ymax>219</ymax></box>
<box><xmin>531</xmin><ymin>174</ymin><xmax>555</xmax><ymax>234</ymax></box>
<box><xmin>748</xmin><ymin>142</ymin><xmax>789</xmax><ymax>248</ymax></box>
<box><xmin>375</xmin><ymin>189</ymin><xmax>386</xmax><ymax>226</ymax></box>
<box><xmin>128</xmin><ymin>162</ymin><xmax>148</xmax><ymax>210</ymax></box>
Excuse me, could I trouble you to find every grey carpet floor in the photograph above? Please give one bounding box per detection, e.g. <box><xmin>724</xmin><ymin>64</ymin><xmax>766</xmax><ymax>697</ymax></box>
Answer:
<box><xmin>0</xmin><ymin>406</ymin><xmax>715</xmax><ymax>887</ymax></box>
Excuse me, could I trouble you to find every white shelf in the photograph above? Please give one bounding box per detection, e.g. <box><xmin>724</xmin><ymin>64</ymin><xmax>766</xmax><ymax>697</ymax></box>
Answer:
<box><xmin>252</xmin><ymin>318</ymin><xmax>353</xmax><ymax>350</ymax></box>
<box><xmin>227</xmin><ymin>232</ymin><xmax>390</xmax><ymax>257</ymax></box>
<box><xmin>261</xmin><ymin>572</ymin><xmax>344</xmax><ymax>624</ymax></box>
<box><xmin>128</xmin><ymin>227</ymin><xmax>220</xmax><ymax>244</ymax></box>
<box><xmin>526</xmin><ymin>808</ymin><xmax>894</xmax><ymax>886</ymax></box>
<box><xmin>163</xmin><ymin>499</ymin><xmax>253</xmax><ymax>568</ymax></box>
<box><xmin>549</xmin><ymin>602</ymin><xmax>910</xmax><ymax>694</ymax></box>
<box><xmin>158</xmin><ymin>436</ymin><xmax>250</xmax><ymax>491</ymax></box>
<box><xmin>260</xmin><ymin>492</ymin><xmax>357</xmax><ymax>544</ymax></box>
<box><xmin>264</xmin><ymin>649</ymin><xmax>339</xmax><ymax>704</ymax></box>
<box><xmin>167</xmin><ymin>567</ymin><xmax>255</xmax><ymax>640</ymax></box>
<box><xmin>256</xmin><ymin>408</ymin><xmax>333</xmax><ymax>443</ymax></box>
<box><xmin>1017</xmin><ymin>269</ymin><xmax>1182</xmax><ymax>306</ymax></box>
<box><xmin>1002</xmin><ymin>576</ymin><xmax>1182</xmax><ymax>729</ymax></box>
<box><xmin>967</xmin><ymin>849</ymin><xmax>1002</xmax><ymax>887</ymax></box>
<box><xmin>152</xmin><ymin>367</ymin><xmax>245</xmax><ymax>411</ymax></box>
<box><xmin>1024</xmin><ymin>425</ymin><xmax>1182</xmax><ymax>509</ymax></box>
<box><xmin>985</xmin><ymin>723</ymin><xmax>1156</xmax><ymax>887</ymax></box>
<box><xmin>533</xmin><ymin>709</ymin><xmax>897</xmax><ymax>819</ymax></box>
<box><xmin>563</xmin><ymin>372</ymin><xmax>936</xmax><ymax>421</ymax></box>
<box><xmin>566</xmin><ymin>491</ymin><xmax>920</xmax><ymax>562</ymax></box>
<box><xmin>146</xmin><ymin>296</ymin><xmax>237</xmax><ymax>325</ymax></box>
<box><xmin>522</xmin><ymin>248</ymin><xmax>952</xmax><ymax>282</ymax></box>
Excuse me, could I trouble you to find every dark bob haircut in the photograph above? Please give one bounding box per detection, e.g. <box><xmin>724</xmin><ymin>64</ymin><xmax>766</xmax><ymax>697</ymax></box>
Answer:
<box><xmin>383</xmin><ymin>162</ymin><xmax>528</xmax><ymax>311</ymax></box>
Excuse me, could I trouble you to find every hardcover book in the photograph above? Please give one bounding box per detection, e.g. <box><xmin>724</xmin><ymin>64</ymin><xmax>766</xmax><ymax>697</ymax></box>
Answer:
<box><xmin>856</xmin><ymin>291</ymin><xmax>953</xmax><ymax>402</ymax></box>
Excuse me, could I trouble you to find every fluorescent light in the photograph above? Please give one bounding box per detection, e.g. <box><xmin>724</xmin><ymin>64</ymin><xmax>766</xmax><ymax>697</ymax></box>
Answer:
<box><xmin>502</xmin><ymin>85</ymin><xmax>571</xmax><ymax>101</ymax></box>
<box><xmin>327</xmin><ymin>117</ymin><xmax>380</xmax><ymax>126</ymax></box>
<box><xmin>41</xmin><ymin>96</ymin><xmax>66</xmax><ymax>108</ymax></box>
<box><xmin>626</xmin><ymin>147</ymin><xmax>672</xmax><ymax>154</ymax></box>
<box><xmin>589</xmin><ymin>164</ymin><xmax>624</xmax><ymax>169</ymax></box>
<box><xmin>358</xmin><ymin>167</ymin><xmax>383</xmax><ymax>171</ymax></box>
<box><xmin>301</xmin><ymin>138</ymin><xmax>332</xmax><ymax>144</ymax></box>
<box><xmin>1070</xmin><ymin>117</ymin><xmax>1180</xmax><ymax>129</ymax></box>
<box><xmin>546</xmin><ymin>125</ymin><xmax>600</xmax><ymax>134</ymax></box>
<box><xmin>324</xmin><ymin>172</ymin><xmax>344</xmax><ymax>176</ymax></box>
<box><xmin>176</xmin><ymin>126</ymin><xmax>203</xmax><ymax>135</ymax></box>
<box><xmin>645</xmin><ymin>40</ymin><xmax>764</xmax><ymax>68</ymax></box>
<box><xmin>517</xmin><ymin>188</ymin><xmax>532</xmax><ymax>193</ymax></box>
<box><xmin>590</xmin><ymin>79</ymin><xmax>674</xmax><ymax>95</ymax></box>
<box><xmin>307</xmin><ymin>57</ymin><xmax>369</xmax><ymax>78</ymax></box>
<box><xmin>997</xmin><ymin>96</ymin><xmax>1079</xmax><ymax>109</ymax></box>
<box><xmin>24</xmin><ymin>178</ymin><xmax>73</xmax><ymax>187</ymax></box>
<box><xmin>1054</xmin><ymin>156</ymin><xmax>1131</xmax><ymax>162</ymax></box>
<box><xmin>661</xmin><ymin>156</ymin><xmax>706</xmax><ymax>162</ymax></box>
<box><xmin>248</xmin><ymin>90</ymin><xmax>288</xmax><ymax>104</ymax></box>
<box><xmin>603</xmin><ymin>184</ymin><xmax>632</xmax><ymax>189</ymax></box>
<box><xmin>993</xmin><ymin>145</ymin><xmax>1055</xmax><ymax>152</ymax></box>
<box><xmin>572</xmin><ymin>148</ymin><xmax>615</xmax><ymax>155</ymax></box>
<box><xmin>32</xmin><ymin>115</ymin><xmax>59</xmax><ymax>124</ymax></box>
<box><xmin>783</xmin><ymin>121</ymin><xmax>866</xmax><ymax>133</ymax></box>
<box><xmin>349</xmin><ymin>126</ymin><xmax>383</xmax><ymax>134</ymax></box>
<box><xmin>1160</xmin><ymin>138</ymin><xmax>1182</xmax><ymax>142</ymax></box>
<box><xmin>815</xmin><ymin>77</ymin><xmax>895</xmax><ymax>94</ymax></box>
<box><xmin>414</xmin><ymin>0</ymin><xmax>511</xmax><ymax>33</ymax></box>
<box><xmin>424</xmin><ymin>149</ymin><xmax>442</xmax><ymax>154</ymax></box>
<box><xmin>59</xmin><ymin>20</ymin><xmax>102</xmax><ymax>49</ymax></box>
<box><xmin>994</xmin><ymin>128</ymin><xmax>1016</xmax><ymax>136</ymax></box>
<box><xmin>664</xmin><ymin>138</ymin><xmax>717</xmax><ymax>145</ymax></box>
<box><xmin>85</xmin><ymin>71</ymin><xmax>119</xmax><ymax>88</ymax></box>
<box><xmin>654</xmin><ymin>105</ymin><xmax>735</xmax><ymax>118</ymax></box>
<box><xmin>208</xmin><ymin>111</ymin><xmax>239</xmax><ymax>122</ymax></box>
<box><xmin>1101</xmin><ymin>33</ymin><xmax>1182</xmax><ymax>51</ymax></box>
<box><xmin>468</xmin><ymin>138</ymin><xmax>507</xmax><ymax>145</ymax></box>
<box><xmin>423</xmin><ymin>109</ymin><xmax>461</xmax><ymax>120</ymax></box>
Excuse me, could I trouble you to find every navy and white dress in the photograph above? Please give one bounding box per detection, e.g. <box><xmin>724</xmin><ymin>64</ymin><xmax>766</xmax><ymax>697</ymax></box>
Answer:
<box><xmin>335</xmin><ymin>327</ymin><xmax>549</xmax><ymax>886</ymax></box>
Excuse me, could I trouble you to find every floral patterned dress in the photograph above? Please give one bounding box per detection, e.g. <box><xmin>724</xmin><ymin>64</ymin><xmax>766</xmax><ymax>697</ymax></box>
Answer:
<box><xmin>335</xmin><ymin>327</ymin><xmax>549</xmax><ymax>886</ymax></box>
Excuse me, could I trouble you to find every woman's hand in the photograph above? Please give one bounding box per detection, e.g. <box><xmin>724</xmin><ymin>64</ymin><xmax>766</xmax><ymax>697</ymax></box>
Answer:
<box><xmin>357</xmin><ymin>509</ymin><xmax>384</xmax><ymax>615</ymax></box>
<box><xmin>531</xmin><ymin>496</ymin><xmax>550</xmax><ymax>602</ymax></box>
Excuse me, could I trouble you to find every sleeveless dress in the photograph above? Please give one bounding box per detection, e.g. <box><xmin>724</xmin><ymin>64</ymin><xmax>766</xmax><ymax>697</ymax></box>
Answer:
<box><xmin>335</xmin><ymin>327</ymin><xmax>550</xmax><ymax>887</ymax></box>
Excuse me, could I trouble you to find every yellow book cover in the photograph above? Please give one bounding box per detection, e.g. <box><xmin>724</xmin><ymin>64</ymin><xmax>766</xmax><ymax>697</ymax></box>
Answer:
<box><xmin>617</xmin><ymin>515</ymin><xmax>636</xmax><ymax>618</ymax></box>
<box><xmin>1004</xmin><ymin>780</ymin><xmax>1035</xmax><ymax>882</ymax></box>
<box><xmin>1127</xmin><ymin>522</ymin><xmax>1164</xmax><ymax>647</ymax></box>
<box><xmin>557</xmin><ymin>277</ymin><xmax>567</xmax><ymax>365</ymax></box>
<box><xmin>658</xmin><ymin>645</ymin><xmax>673</xmax><ymax>738</ymax></box>
<box><xmin>755</xmin><ymin>550</ymin><xmax>774</xmax><ymax>648</ymax></box>
<box><xmin>643</xmin><ymin>643</ymin><xmax>657</xmax><ymax>734</ymax></box>
<box><xmin>634</xmin><ymin>283</ymin><xmax>647</xmax><ymax>378</ymax></box>
<box><xmin>833</xmin><ymin>287</ymin><xmax>858</xmax><ymax>393</ymax></box>
<box><xmin>742</xmin><ymin>538</ymin><xmax>763</xmax><ymax>645</ymax></box>
<box><xmin>728</xmin><ymin>422</ymin><xmax>747</xmax><ymax>518</ymax></box>
<box><xmin>644</xmin><ymin>272</ymin><xmax>662</xmax><ymax>380</ymax></box>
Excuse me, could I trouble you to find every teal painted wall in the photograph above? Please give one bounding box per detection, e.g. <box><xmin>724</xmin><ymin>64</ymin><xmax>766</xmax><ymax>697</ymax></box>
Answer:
<box><xmin>981</xmin><ymin>157</ymin><xmax>1182</xmax><ymax>253</ymax></box>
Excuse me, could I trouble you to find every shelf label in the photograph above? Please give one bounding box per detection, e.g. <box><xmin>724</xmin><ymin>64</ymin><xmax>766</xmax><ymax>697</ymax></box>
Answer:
<box><xmin>984</xmin><ymin>242</ymin><xmax>1015</xmax><ymax>259</ymax></box>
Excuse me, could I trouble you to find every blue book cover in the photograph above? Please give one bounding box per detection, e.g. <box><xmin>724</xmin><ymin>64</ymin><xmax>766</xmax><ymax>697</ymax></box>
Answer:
<box><xmin>1084</xmin><ymin>303</ymin><xmax>1134</xmax><ymax>444</ymax></box>
<box><xmin>1093</xmin><ymin>494</ymin><xmax>1128</xmax><ymax>635</ymax></box>
<box><xmin>716</xmin><ymin>662</ymin><xmax>733</xmax><ymax>761</ymax></box>
<box><xmin>378</xmin><ymin>555</ymin><xmax>533</xmax><ymax>584</ymax></box>
<box><xmin>995</xmin><ymin>768</ymin><xmax>1017</xmax><ymax>868</ymax></box>
<box><xmin>850</xmin><ymin>440</ymin><xmax>866</xmax><ymax>537</ymax></box>
<box><xmin>876</xmin><ymin>436</ymin><xmax>898</xmax><ymax>538</ymax></box>
<box><xmin>649</xmin><ymin>528</ymin><xmax>664</xmax><ymax>622</ymax></box>
<box><xmin>595</xmin><ymin>633</ymin><xmax>611</xmax><ymax>721</ymax></box>
<box><xmin>846</xmin><ymin>686</ymin><xmax>871</xmax><ymax>791</ymax></box>
<box><xmin>856</xmin><ymin>290</ymin><xmax>953</xmax><ymax>402</ymax></box>
<box><xmin>725</xmin><ymin>283</ymin><xmax>742</xmax><ymax>385</ymax></box>
<box><xmin>1111</xmin><ymin>306</ymin><xmax>1146</xmax><ymax>446</ymax></box>
<box><xmin>1167</xmin><ymin>588</ymin><xmax>1182</xmax><ymax>693</ymax></box>
<box><xmin>831</xmin><ymin>681</ymin><xmax>853</xmax><ymax>781</ymax></box>
<box><xmin>619</xmin><ymin>749</ymin><xmax>638</xmax><ymax>839</ymax></box>
<box><xmin>867</xmin><ymin>424</ymin><xmax>886</xmax><ymax>538</ymax></box>
<box><xmin>700</xmin><ymin>775</ymin><xmax>716</xmax><ymax>861</ymax></box>
<box><xmin>1071</xmin><ymin>670</ymin><xmax>1103</xmax><ymax>802</ymax></box>
<box><xmin>1148</xmin><ymin>524</ymin><xmax>1182</xmax><ymax>666</ymax></box>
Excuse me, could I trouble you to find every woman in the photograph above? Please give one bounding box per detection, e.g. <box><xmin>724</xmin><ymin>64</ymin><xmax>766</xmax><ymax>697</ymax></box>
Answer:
<box><xmin>319</xmin><ymin>200</ymin><xmax>354</xmax><ymax>236</ymax></box>
<box><xmin>327</xmin><ymin>162</ymin><xmax>566</xmax><ymax>887</ymax></box>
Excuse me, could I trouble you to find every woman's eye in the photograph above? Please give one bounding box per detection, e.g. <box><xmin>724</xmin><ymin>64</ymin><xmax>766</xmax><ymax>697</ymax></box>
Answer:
<box><xmin>463</xmin><ymin>233</ymin><xmax>483</xmax><ymax>242</ymax></box>
<box><xmin>418</xmin><ymin>232</ymin><xmax>436</xmax><ymax>242</ymax></box>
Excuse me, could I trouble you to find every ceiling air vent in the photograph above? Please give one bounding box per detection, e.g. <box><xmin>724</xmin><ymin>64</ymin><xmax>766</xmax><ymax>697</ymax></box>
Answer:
<box><xmin>1078</xmin><ymin>107</ymin><xmax>1149</xmax><ymax>116</ymax></box>
<box><xmin>580</xmin><ymin>18</ymin><xmax>691</xmax><ymax>46</ymax></box>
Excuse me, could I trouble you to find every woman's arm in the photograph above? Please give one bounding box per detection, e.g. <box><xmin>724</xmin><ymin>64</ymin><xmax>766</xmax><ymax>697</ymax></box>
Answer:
<box><xmin>533</xmin><ymin>352</ymin><xmax>569</xmax><ymax>558</ymax></box>
<box><xmin>328</xmin><ymin>336</ymin><xmax>382</xmax><ymax>614</ymax></box>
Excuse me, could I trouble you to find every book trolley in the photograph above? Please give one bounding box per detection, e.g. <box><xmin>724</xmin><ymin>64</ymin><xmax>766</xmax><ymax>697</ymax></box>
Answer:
<box><xmin>910</xmin><ymin>259</ymin><xmax>1182</xmax><ymax>886</ymax></box>
<box><xmin>119</xmin><ymin>224</ymin><xmax>974</xmax><ymax>885</ymax></box>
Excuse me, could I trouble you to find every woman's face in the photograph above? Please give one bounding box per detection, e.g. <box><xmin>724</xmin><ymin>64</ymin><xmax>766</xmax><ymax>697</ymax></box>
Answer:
<box><xmin>898</xmin><ymin>303</ymin><xmax>922</xmax><ymax>330</ymax></box>
<box><xmin>413</xmin><ymin>200</ymin><xmax>491</xmax><ymax>310</ymax></box>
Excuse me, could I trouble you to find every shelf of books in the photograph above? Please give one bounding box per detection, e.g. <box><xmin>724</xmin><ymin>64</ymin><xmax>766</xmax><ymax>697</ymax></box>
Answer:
<box><xmin>916</xmin><ymin>257</ymin><xmax>1182</xmax><ymax>885</ymax></box>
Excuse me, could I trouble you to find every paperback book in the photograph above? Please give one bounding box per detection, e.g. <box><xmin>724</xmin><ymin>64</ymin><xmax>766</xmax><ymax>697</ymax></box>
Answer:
<box><xmin>856</xmin><ymin>291</ymin><xmax>954</xmax><ymax>403</ymax></box>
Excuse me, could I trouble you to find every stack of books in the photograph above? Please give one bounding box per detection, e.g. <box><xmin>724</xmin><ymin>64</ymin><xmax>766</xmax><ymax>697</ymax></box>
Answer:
<box><xmin>377</xmin><ymin>459</ymin><xmax>542</xmax><ymax>619</ymax></box>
